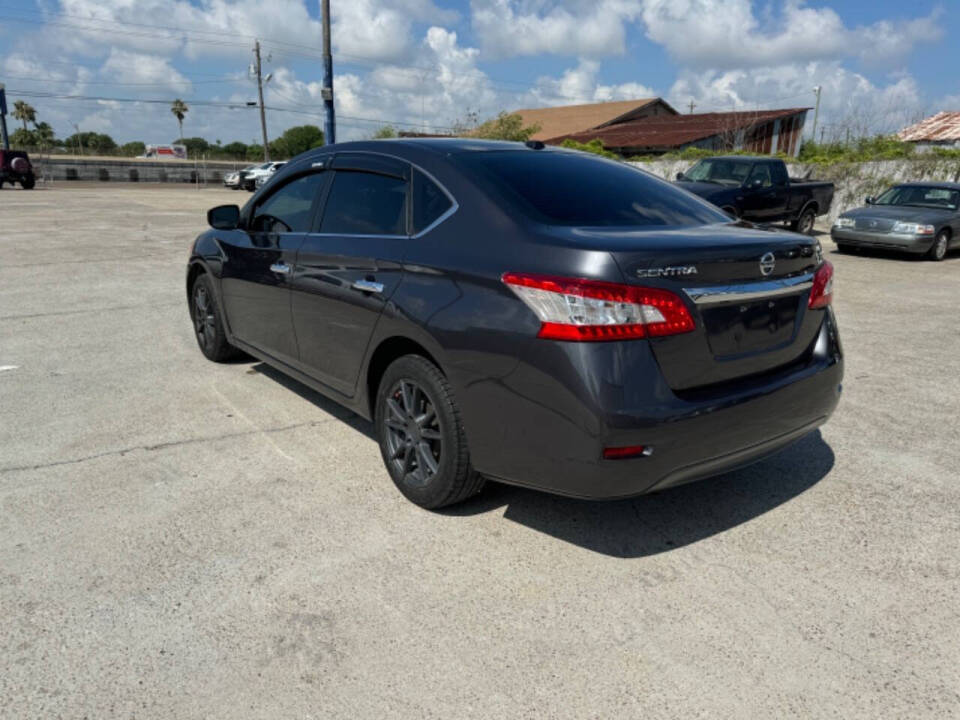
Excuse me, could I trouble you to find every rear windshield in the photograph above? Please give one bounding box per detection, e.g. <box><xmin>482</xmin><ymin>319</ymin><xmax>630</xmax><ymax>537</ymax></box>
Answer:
<box><xmin>455</xmin><ymin>150</ymin><xmax>729</xmax><ymax>227</ymax></box>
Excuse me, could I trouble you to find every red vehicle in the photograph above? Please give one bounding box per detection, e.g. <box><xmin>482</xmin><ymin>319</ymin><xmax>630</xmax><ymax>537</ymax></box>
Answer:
<box><xmin>0</xmin><ymin>149</ymin><xmax>35</xmax><ymax>189</ymax></box>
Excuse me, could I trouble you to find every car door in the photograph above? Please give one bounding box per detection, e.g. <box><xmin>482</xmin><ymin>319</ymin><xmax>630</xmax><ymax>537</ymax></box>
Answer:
<box><xmin>768</xmin><ymin>161</ymin><xmax>792</xmax><ymax>220</ymax></box>
<box><xmin>290</xmin><ymin>153</ymin><xmax>410</xmax><ymax>396</ymax></box>
<box><xmin>218</xmin><ymin>171</ymin><xmax>328</xmax><ymax>364</ymax></box>
<box><xmin>739</xmin><ymin>163</ymin><xmax>781</xmax><ymax>220</ymax></box>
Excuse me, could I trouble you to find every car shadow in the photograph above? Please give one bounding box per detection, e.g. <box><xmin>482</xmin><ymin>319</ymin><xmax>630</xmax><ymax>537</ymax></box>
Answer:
<box><xmin>250</xmin><ymin>361</ymin><xmax>834</xmax><ymax>559</ymax></box>
<box><xmin>444</xmin><ymin>430</ymin><xmax>834</xmax><ymax>558</ymax></box>
<box><xmin>831</xmin><ymin>246</ymin><xmax>957</xmax><ymax>262</ymax></box>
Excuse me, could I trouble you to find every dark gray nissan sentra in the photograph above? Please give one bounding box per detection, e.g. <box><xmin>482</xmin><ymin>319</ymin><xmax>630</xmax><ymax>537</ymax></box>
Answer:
<box><xmin>187</xmin><ymin>139</ymin><xmax>843</xmax><ymax>509</ymax></box>
<box><xmin>831</xmin><ymin>182</ymin><xmax>960</xmax><ymax>261</ymax></box>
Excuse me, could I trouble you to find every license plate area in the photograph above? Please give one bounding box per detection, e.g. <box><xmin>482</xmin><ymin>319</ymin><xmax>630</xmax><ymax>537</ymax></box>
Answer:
<box><xmin>702</xmin><ymin>295</ymin><xmax>800</xmax><ymax>357</ymax></box>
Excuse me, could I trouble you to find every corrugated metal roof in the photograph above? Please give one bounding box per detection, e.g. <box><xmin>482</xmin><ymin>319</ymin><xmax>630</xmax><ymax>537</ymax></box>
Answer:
<box><xmin>512</xmin><ymin>98</ymin><xmax>675</xmax><ymax>141</ymax></box>
<box><xmin>547</xmin><ymin>108</ymin><xmax>810</xmax><ymax>150</ymax></box>
<box><xmin>898</xmin><ymin>112</ymin><xmax>960</xmax><ymax>142</ymax></box>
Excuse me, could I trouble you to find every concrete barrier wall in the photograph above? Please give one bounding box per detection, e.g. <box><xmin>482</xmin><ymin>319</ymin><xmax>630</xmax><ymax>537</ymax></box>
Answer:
<box><xmin>633</xmin><ymin>158</ymin><xmax>960</xmax><ymax>224</ymax></box>
<box><xmin>33</xmin><ymin>157</ymin><xmax>243</xmax><ymax>185</ymax></box>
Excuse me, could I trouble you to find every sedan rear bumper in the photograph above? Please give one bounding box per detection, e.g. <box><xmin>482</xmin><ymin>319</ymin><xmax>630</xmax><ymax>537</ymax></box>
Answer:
<box><xmin>463</xmin><ymin>313</ymin><xmax>843</xmax><ymax>500</ymax></box>
<box><xmin>831</xmin><ymin>227</ymin><xmax>931</xmax><ymax>253</ymax></box>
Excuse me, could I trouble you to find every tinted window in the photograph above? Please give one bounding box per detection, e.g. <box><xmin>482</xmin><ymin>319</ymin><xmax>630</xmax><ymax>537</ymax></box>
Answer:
<box><xmin>457</xmin><ymin>151</ymin><xmax>728</xmax><ymax>227</ymax></box>
<box><xmin>412</xmin><ymin>169</ymin><xmax>453</xmax><ymax>233</ymax></box>
<box><xmin>684</xmin><ymin>158</ymin><xmax>752</xmax><ymax>186</ymax></box>
<box><xmin>747</xmin><ymin>163</ymin><xmax>772</xmax><ymax>188</ymax></box>
<box><xmin>251</xmin><ymin>173</ymin><xmax>326</xmax><ymax>233</ymax></box>
<box><xmin>875</xmin><ymin>185</ymin><xmax>960</xmax><ymax>210</ymax></box>
<box><xmin>770</xmin><ymin>161</ymin><xmax>789</xmax><ymax>186</ymax></box>
<box><xmin>320</xmin><ymin>171</ymin><xmax>408</xmax><ymax>235</ymax></box>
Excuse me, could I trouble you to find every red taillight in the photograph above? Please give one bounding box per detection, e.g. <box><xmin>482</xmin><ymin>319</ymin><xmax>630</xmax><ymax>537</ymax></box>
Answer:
<box><xmin>501</xmin><ymin>272</ymin><xmax>695</xmax><ymax>341</ymax></box>
<box><xmin>808</xmin><ymin>261</ymin><xmax>834</xmax><ymax>309</ymax></box>
<box><xmin>603</xmin><ymin>445</ymin><xmax>652</xmax><ymax>460</ymax></box>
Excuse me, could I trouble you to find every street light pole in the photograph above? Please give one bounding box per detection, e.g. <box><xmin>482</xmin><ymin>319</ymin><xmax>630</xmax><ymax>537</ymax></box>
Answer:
<box><xmin>0</xmin><ymin>83</ymin><xmax>10</xmax><ymax>150</ymax></box>
<box><xmin>811</xmin><ymin>85</ymin><xmax>822</xmax><ymax>145</ymax></box>
<box><xmin>254</xmin><ymin>40</ymin><xmax>270</xmax><ymax>161</ymax></box>
<box><xmin>321</xmin><ymin>0</ymin><xmax>336</xmax><ymax>145</ymax></box>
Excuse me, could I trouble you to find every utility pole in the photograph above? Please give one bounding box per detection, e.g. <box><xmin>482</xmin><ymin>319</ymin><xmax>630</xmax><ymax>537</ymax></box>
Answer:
<box><xmin>321</xmin><ymin>0</ymin><xmax>336</xmax><ymax>145</ymax></box>
<box><xmin>0</xmin><ymin>83</ymin><xmax>9</xmax><ymax>150</ymax></box>
<box><xmin>811</xmin><ymin>85</ymin><xmax>822</xmax><ymax>145</ymax></box>
<box><xmin>253</xmin><ymin>40</ymin><xmax>270</xmax><ymax>161</ymax></box>
<box><xmin>688</xmin><ymin>99</ymin><xmax>696</xmax><ymax>114</ymax></box>
<box><xmin>71</xmin><ymin>122</ymin><xmax>84</xmax><ymax>156</ymax></box>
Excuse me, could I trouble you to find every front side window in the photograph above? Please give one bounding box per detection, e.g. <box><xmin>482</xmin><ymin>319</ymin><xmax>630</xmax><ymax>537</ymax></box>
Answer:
<box><xmin>746</xmin><ymin>163</ymin><xmax>772</xmax><ymax>188</ymax></box>
<box><xmin>251</xmin><ymin>173</ymin><xmax>326</xmax><ymax>233</ymax></box>
<box><xmin>412</xmin><ymin>169</ymin><xmax>453</xmax><ymax>234</ymax></box>
<box><xmin>320</xmin><ymin>170</ymin><xmax>408</xmax><ymax>235</ymax></box>
<box><xmin>684</xmin><ymin>159</ymin><xmax>753</xmax><ymax>186</ymax></box>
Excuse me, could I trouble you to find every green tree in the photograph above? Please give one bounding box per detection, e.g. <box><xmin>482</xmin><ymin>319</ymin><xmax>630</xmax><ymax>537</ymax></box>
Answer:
<box><xmin>63</xmin><ymin>132</ymin><xmax>116</xmax><ymax>153</ymax></box>
<box><xmin>222</xmin><ymin>141</ymin><xmax>248</xmax><ymax>158</ymax></box>
<box><xmin>560</xmin><ymin>138</ymin><xmax>619</xmax><ymax>159</ymax></box>
<box><xmin>33</xmin><ymin>121</ymin><xmax>56</xmax><ymax>147</ymax></box>
<box><xmin>372</xmin><ymin>125</ymin><xmax>397</xmax><ymax>139</ymax></box>
<box><xmin>120</xmin><ymin>141</ymin><xmax>146</xmax><ymax>156</ymax></box>
<box><xmin>178</xmin><ymin>137</ymin><xmax>210</xmax><ymax>156</ymax></box>
<box><xmin>170</xmin><ymin>99</ymin><xmax>189</xmax><ymax>141</ymax></box>
<box><xmin>10</xmin><ymin>127</ymin><xmax>37</xmax><ymax>148</ymax></box>
<box><xmin>272</xmin><ymin>125</ymin><xmax>324</xmax><ymax>158</ymax></box>
<box><xmin>12</xmin><ymin>100</ymin><xmax>37</xmax><ymax>131</ymax></box>
<box><xmin>470</xmin><ymin>111</ymin><xmax>541</xmax><ymax>142</ymax></box>
<box><xmin>245</xmin><ymin>143</ymin><xmax>264</xmax><ymax>161</ymax></box>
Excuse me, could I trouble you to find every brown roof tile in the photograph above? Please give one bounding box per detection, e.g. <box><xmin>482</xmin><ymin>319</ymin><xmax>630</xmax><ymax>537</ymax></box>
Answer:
<box><xmin>898</xmin><ymin>112</ymin><xmax>960</xmax><ymax>142</ymax></box>
<box><xmin>547</xmin><ymin>108</ymin><xmax>810</xmax><ymax>150</ymax></box>
<box><xmin>512</xmin><ymin>99</ymin><xmax>672</xmax><ymax>141</ymax></box>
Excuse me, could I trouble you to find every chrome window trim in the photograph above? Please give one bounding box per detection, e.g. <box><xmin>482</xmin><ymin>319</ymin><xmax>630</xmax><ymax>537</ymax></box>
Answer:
<box><xmin>308</xmin><ymin>149</ymin><xmax>459</xmax><ymax>239</ymax></box>
<box><xmin>684</xmin><ymin>272</ymin><xmax>814</xmax><ymax>306</ymax></box>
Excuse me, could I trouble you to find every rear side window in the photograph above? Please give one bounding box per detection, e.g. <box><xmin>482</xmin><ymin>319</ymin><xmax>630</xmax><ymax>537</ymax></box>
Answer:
<box><xmin>320</xmin><ymin>171</ymin><xmax>408</xmax><ymax>235</ymax></box>
<box><xmin>412</xmin><ymin>169</ymin><xmax>453</xmax><ymax>234</ymax></box>
<box><xmin>457</xmin><ymin>151</ymin><xmax>728</xmax><ymax>227</ymax></box>
<box><xmin>251</xmin><ymin>173</ymin><xmax>326</xmax><ymax>233</ymax></box>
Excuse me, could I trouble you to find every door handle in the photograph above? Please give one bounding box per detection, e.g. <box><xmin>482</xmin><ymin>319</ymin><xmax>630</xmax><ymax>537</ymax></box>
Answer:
<box><xmin>269</xmin><ymin>262</ymin><xmax>291</xmax><ymax>274</ymax></box>
<box><xmin>352</xmin><ymin>279</ymin><xmax>384</xmax><ymax>294</ymax></box>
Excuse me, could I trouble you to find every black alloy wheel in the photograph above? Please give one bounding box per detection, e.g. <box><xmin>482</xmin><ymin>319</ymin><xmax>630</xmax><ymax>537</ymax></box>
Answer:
<box><xmin>375</xmin><ymin>355</ymin><xmax>484</xmax><ymax>509</ymax></box>
<box><xmin>190</xmin><ymin>273</ymin><xmax>240</xmax><ymax>362</ymax></box>
<box><xmin>383</xmin><ymin>378</ymin><xmax>443</xmax><ymax>489</ymax></box>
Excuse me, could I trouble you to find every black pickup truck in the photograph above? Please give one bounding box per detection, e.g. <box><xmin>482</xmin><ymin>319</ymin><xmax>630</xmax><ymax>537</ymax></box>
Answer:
<box><xmin>675</xmin><ymin>156</ymin><xmax>833</xmax><ymax>234</ymax></box>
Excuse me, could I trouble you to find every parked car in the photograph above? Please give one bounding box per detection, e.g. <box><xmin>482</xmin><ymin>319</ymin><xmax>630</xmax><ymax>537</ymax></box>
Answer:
<box><xmin>241</xmin><ymin>161</ymin><xmax>285</xmax><ymax>191</ymax></box>
<box><xmin>254</xmin><ymin>162</ymin><xmax>286</xmax><ymax>190</ymax></box>
<box><xmin>675</xmin><ymin>156</ymin><xmax>834</xmax><ymax>234</ymax></box>
<box><xmin>831</xmin><ymin>183</ymin><xmax>960</xmax><ymax>261</ymax></box>
<box><xmin>223</xmin><ymin>166</ymin><xmax>255</xmax><ymax>190</ymax></box>
<box><xmin>187</xmin><ymin>140</ymin><xmax>843</xmax><ymax>509</ymax></box>
<box><xmin>0</xmin><ymin>149</ymin><xmax>35</xmax><ymax>189</ymax></box>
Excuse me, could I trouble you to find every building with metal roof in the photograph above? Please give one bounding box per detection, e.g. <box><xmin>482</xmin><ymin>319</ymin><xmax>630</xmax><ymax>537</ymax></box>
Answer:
<box><xmin>512</xmin><ymin>98</ymin><xmax>678</xmax><ymax>142</ymax></box>
<box><xmin>546</xmin><ymin>107</ymin><xmax>810</xmax><ymax>157</ymax></box>
<box><xmin>898</xmin><ymin>112</ymin><xmax>960</xmax><ymax>149</ymax></box>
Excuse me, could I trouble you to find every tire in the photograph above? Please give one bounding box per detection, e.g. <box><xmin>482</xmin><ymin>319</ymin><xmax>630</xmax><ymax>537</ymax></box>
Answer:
<box><xmin>20</xmin><ymin>174</ymin><xmax>35</xmax><ymax>190</ymax></box>
<box><xmin>791</xmin><ymin>207</ymin><xmax>817</xmax><ymax>234</ymax></box>
<box><xmin>190</xmin><ymin>273</ymin><xmax>241</xmax><ymax>362</ymax></box>
<box><xmin>927</xmin><ymin>230</ymin><xmax>949</xmax><ymax>261</ymax></box>
<box><xmin>375</xmin><ymin>355</ymin><xmax>484</xmax><ymax>509</ymax></box>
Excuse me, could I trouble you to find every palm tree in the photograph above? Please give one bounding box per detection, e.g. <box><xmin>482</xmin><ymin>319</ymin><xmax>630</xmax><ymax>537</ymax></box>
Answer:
<box><xmin>170</xmin><ymin>99</ymin><xmax>189</xmax><ymax>141</ymax></box>
<box><xmin>12</xmin><ymin>100</ymin><xmax>37</xmax><ymax>131</ymax></box>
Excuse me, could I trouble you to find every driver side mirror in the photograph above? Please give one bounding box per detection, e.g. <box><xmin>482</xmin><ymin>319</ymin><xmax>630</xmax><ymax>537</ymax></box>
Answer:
<box><xmin>865</xmin><ymin>196</ymin><xmax>874</xmax><ymax>205</ymax></box>
<box><xmin>676</xmin><ymin>172</ymin><xmax>686</xmax><ymax>181</ymax></box>
<box><xmin>208</xmin><ymin>204</ymin><xmax>240</xmax><ymax>230</ymax></box>
<box><xmin>748</xmin><ymin>178</ymin><xmax>764</xmax><ymax>189</ymax></box>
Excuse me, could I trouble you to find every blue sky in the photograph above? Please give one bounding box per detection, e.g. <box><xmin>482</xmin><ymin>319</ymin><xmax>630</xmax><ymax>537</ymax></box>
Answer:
<box><xmin>0</xmin><ymin>0</ymin><xmax>956</xmax><ymax>144</ymax></box>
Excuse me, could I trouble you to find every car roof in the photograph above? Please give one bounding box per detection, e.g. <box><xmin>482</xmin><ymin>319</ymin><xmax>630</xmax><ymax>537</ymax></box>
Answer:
<box><xmin>297</xmin><ymin>137</ymin><xmax>544</xmax><ymax>161</ymax></box>
<box><xmin>892</xmin><ymin>181</ymin><xmax>960</xmax><ymax>190</ymax></box>
<box><xmin>701</xmin><ymin>155</ymin><xmax>774</xmax><ymax>162</ymax></box>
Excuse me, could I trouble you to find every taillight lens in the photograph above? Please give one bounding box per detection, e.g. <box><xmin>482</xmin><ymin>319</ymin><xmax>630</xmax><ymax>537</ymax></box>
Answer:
<box><xmin>808</xmin><ymin>261</ymin><xmax>834</xmax><ymax>309</ymax></box>
<box><xmin>501</xmin><ymin>272</ymin><xmax>695</xmax><ymax>341</ymax></box>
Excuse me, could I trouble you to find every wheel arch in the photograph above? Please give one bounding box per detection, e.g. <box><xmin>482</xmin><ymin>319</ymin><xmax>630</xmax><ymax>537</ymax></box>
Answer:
<box><xmin>365</xmin><ymin>335</ymin><xmax>443</xmax><ymax>420</ymax></box>
<box><xmin>798</xmin><ymin>199</ymin><xmax>819</xmax><ymax>217</ymax></box>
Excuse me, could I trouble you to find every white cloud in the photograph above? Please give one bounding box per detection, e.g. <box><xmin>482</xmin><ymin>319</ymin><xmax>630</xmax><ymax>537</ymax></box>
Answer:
<box><xmin>100</xmin><ymin>49</ymin><xmax>192</xmax><ymax>93</ymax></box>
<box><xmin>333</xmin><ymin>0</ymin><xmax>460</xmax><ymax>63</ymax></box>
<box><xmin>527</xmin><ymin>59</ymin><xmax>657</xmax><ymax>106</ymax></box>
<box><xmin>639</xmin><ymin>0</ymin><xmax>942</xmax><ymax>70</ymax></box>
<box><xmin>471</xmin><ymin>0</ymin><xmax>643</xmax><ymax>58</ymax></box>
<box><xmin>668</xmin><ymin>62</ymin><xmax>926</xmax><ymax>137</ymax></box>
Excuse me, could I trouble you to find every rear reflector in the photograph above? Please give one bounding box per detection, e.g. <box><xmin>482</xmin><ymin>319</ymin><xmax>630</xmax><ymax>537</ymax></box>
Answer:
<box><xmin>603</xmin><ymin>445</ymin><xmax>652</xmax><ymax>460</ymax></box>
<box><xmin>502</xmin><ymin>272</ymin><xmax>695</xmax><ymax>341</ymax></box>
<box><xmin>808</xmin><ymin>261</ymin><xmax>834</xmax><ymax>309</ymax></box>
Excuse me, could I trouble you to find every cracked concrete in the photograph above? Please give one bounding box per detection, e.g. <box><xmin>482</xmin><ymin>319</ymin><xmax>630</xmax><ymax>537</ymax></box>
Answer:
<box><xmin>1</xmin><ymin>184</ymin><xmax>959</xmax><ymax>718</ymax></box>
